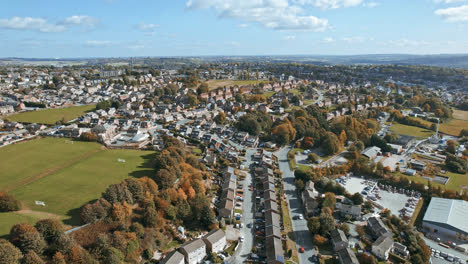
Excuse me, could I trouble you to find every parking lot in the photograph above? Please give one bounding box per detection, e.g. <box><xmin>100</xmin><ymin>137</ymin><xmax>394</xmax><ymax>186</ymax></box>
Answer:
<box><xmin>339</xmin><ymin>177</ymin><xmax>420</xmax><ymax>218</ymax></box>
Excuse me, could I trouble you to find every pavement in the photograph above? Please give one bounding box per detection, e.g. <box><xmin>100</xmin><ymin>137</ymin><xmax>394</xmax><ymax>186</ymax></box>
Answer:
<box><xmin>229</xmin><ymin>148</ymin><xmax>256</xmax><ymax>264</ymax></box>
<box><xmin>423</xmin><ymin>236</ymin><xmax>468</xmax><ymax>263</ymax></box>
<box><xmin>276</xmin><ymin>146</ymin><xmax>317</xmax><ymax>264</ymax></box>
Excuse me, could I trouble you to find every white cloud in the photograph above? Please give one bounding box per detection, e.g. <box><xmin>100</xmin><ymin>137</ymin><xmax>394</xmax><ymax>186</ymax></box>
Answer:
<box><xmin>342</xmin><ymin>36</ymin><xmax>366</xmax><ymax>42</ymax></box>
<box><xmin>284</xmin><ymin>35</ymin><xmax>296</xmax><ymax>40</ymax></box>
<box><xmin>186</xmin><ymin>0</ymin><xmax>328</xmax><ymax>31</ymax></box>
<box><xmin>0</xmin><ymin>17</ymin><xmax>66</xmax><ymax>32</ymax></box>
<box><xmin>62</xmin><ymin>15</ymin><xmax>99</xmax><ymax>27</ymax></box>
<box><xmin>0</xmin><ymin>15</ymin><xmax>99</xmax><ymax>33</ymax></box>
<box><xmin>363</xmin><ymin>1</ymin><xmax>379</xmax><ymax>7</ymax></box>
<box><xmin>322</xmin><ymin>37</ymin><xmax>335</xmax><ymax>42</ymax></box>
<box><xmin>135</xmin><ymin>23</ymin><xmax>160</xmax><ymax>32</ymax></box>
<box><xmin>297</xmin><ymin>0</ymin><xmax>363</xmax><ymax>9</ymax></box>
<box><xmin>85</xmin><ymin>40</ymin><xmax>113</xmax><ymax>47</ymax></box>
<box><xmin>435</xmin><ymin>5</ymin><xmax>468</xmax><ymax>22</ymax></box>
<box><xmin>238</xmin><ymin>23</ymin><xmax>249</xmax><ymax>28</ymax></box>
<box><xmin>433</xmin><ymin>0</ymin><xmax>466</xmax><ymax>4</ymax></box>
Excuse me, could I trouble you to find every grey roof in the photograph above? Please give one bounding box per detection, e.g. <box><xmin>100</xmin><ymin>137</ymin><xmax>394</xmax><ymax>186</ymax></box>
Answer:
<box><xmin>265</xmin><ymin>225</ymin><xmax>281</xmax><ymax>238</ymax></box>
<box><xmin>265</xmin><ymin>200</ymin><xmax>278</xmax><ymax>212</ymax></box>
<box><xmin>265</xmin><ymin>236</ymin><xmax>284</xmax><ymax>263</ymax></box>
<box><xmin>373</xmin><ymin>235</ymin><xmax>394</xmax><ymax>251</ymax></box>
<box><xmin>264</xmin><ymin>191</ymin><xmax>276</xmax><ymax>202</ymax></box>
<box><xmin>263</xmin><ymin>182</ymin><xmax>276</xmax><ymax>192</ymax></box>
<box><xmin>361</xmin><ymin>146</ymin><xmax>381</xmax><ymax>158</ymax></box>
<box><xmin>203</xmin><ymin>229</ymin><xmax>225</xmax><ymax>244</ymax></box>
<box><xmin>336</xmin><ymin>248</ymin><xmax>359</xmax><ymax>264</ymax></box>
<box><xmin>180</xmin><ymin>238</ymin><xmax>205</xmax><ymax>253</ymax></box>
<box><xmin>331</xmin><ymin>229</ymin><xmax>348</xmax><ymax>245</ymax></box>
<box><xmin>265</xmin><ymin>211</ymin><xmax>281</xmax><ymax>228</ymax></box>
<box><xmin>160</xmin><ymin>251</ymin><xmax>184</xmax><ymax>264</ymax></box>
<box><xmin>423</xmin><ymin>197</ymin><xmax>468</xmax><ymax>234</ymax></box>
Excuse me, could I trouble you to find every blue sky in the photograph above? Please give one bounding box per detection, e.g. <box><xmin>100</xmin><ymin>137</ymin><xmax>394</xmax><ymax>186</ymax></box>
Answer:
<box><xmin>0</xmin><ymin>0</ymin><xmax>467</xmax><ymax>57</ymax></box>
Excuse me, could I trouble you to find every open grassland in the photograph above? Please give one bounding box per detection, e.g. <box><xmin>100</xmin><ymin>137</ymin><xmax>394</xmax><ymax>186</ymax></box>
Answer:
<box><xmin>206</xmin><ymin>79</ymin><xmax>263</xmax><ymax>89</ymax></box>
<box><xmin>0</xmin><ymin>212</ymin><xmax>43</xmax><ymax>238</ymax></box>
<box><xmin>8</xmin><ymin>104</ymin><xmax>95</xmax><ymax>125</ymax></box>
<box><xmin>390</xmin><ymin>123</ymin><xmax>434</xmax><ymax>138</ymax></box>
<box><xmin>408</xmin><ymin>109</ymin><xmax>468</xmax><ymax>136</ymax></box>
<box><xmin>396</xmin><ymin>171</ymin><xmax>468</xmax><ymax>192</ymax></box>
<box><xmin>0</xmin><ymin>138</ymin><xmax>154</xmax><ymax>235</ymax></box>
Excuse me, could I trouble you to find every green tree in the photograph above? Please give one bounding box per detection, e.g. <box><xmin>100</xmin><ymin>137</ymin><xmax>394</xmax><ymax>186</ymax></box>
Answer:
<box><xmin>307</xmin><ymin>153</ymin><xmax>319</xmax><ymax>163</ymax></box>
<box><xmin>104</xmin><ymin>247</ymin><xmax>124</xmax><ymax>264</ymax></box>
<box><xmin>200</xmin><ymin>205</ymin><xmax>216</xmax><ymax>229</ymax></box>
<box><xmin>322</xmin><ymin>132</ymin><xmax>340</xmax><ymax>155</ymax></box>
<box><xmin>351</xmin><ymin>193</ymin><xmax>364</xmax><ymax>205</ymax></box>
<box><xmin>214</xmin><ymin>111</ymin><xmax>226</xmax><ymax>124</ymax></box>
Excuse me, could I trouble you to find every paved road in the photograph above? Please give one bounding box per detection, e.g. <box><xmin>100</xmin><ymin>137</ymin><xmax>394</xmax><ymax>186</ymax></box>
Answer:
<box><xmin>423</xmin><ymin>236</ymin><xmax>468</xmax><ymax>263</ymax></box>
<box><xmin>230</xmin><ymin>148</ymin><xmax>256</xmax><ymax>264</ymax></box>
<box><xmin>276</xmin><ymin>146</ymin><xmax>317</xmax><ymax>264</ymax></box>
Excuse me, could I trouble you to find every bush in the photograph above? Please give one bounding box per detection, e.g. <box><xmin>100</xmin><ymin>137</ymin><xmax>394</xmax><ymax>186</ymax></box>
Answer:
<box><xmin>0</xmin><ymin>192</ymin><xmax>21</xmax><ymax>212</ymax></box>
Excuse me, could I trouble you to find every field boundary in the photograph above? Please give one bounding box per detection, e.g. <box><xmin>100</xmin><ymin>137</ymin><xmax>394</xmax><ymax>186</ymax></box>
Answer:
<box><xmin>2</xmin><ymin>148</ymin><xmax>103</xmax><ymax>192</ymax></box>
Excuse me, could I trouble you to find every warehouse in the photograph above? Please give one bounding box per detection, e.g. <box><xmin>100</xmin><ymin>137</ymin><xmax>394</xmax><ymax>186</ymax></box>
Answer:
<box><xmin>423</xmin><ymin>198</ymin><xmax>468</xmax><ymax>242</ymax></box>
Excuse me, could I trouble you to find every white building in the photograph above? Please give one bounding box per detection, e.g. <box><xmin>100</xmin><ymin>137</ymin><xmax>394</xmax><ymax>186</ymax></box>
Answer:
<box><xmin>179</xmin><ymin>239</ymin><xmax>206</xmax><ymax>264</ymax></box>
<box><xmin>202</xmin><ymin>229</ymin><xmax>227</xmax><ymax>253</ymax></box>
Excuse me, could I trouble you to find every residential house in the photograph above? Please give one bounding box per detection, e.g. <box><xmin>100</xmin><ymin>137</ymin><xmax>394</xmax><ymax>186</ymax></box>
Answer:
<box><xmin>160</xmin><ymin>251</ymin><xmax>185</xmax><ymax>264</ymax></box>
<box><xmin>367</xmin><ymin>217</ymin><xmax>392</xmax><ymax>239</ymax></box>
<box><xmin>331</xmin><ymin>229</ymin><xmax>349</xmax><ymax>251</ymax></box>
<box><xmin>336</xmin><ymin>203</ymin><xmax>361</xmax><ymax>219</ymax></box>
<box><xmin>265</xmin><ymin>236</ymin><xmax>284</xmax><ymax>264</ymax></box>
<box><xmin>336</xmin><ymin>248</ymin><xmax>359</xmax><ymax>264</ymax></box>
<box><xmin>202</xmin><ymin>229</ymin><xmax>227</xmax><ymax>254</ymax></box>
<box><xmin>372</xmin><ymin>235</ymin><xmax>394</xmax><ymax>260</ymax></box>
<box><xmin>179</xmin><ymin>239</ymin><xmax>207</xmax><ymax>264</ymax></box>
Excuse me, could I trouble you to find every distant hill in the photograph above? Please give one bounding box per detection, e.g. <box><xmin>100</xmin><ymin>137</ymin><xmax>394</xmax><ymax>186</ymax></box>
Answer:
<box><xmin>1</xmin><ymin>54</ymin><xmax>468</xmax><ymax>69</ymax></box>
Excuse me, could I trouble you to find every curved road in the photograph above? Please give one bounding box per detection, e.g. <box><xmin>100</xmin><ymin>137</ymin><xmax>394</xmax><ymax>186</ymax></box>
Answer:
<box><xmin>276</xmin><ymin>146</ymin><xmax>317</xmax><ymax>264</ymax></box>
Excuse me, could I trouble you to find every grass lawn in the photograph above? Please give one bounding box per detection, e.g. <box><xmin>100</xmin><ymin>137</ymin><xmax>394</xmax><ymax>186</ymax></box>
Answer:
<box><xmin>8</xmin><ymin>104</ymin><xmax>95</xmax><ymax>125</ymax></box>
<box><xmin>262</xmin><ymin>91</ymin><xmax>276</xmax><ymax>99</ymax></box>
<box><xmin>0</xmin><ymin>137</ymin><xmax>154</xmax><ymax>234</ymax></box>
<box><xmin>0</xmin><ymin>212</ymin><xmax>43</xmax><ymax>239</ymax></box>
<box><xmin>390</xmin><ymin>123</ymin><xmax>434</xmax><ymax>138</ymax></box>
<box><xmin>410</xmin><ymin>110</ymin><xmax>468</xmax><ymax>136</ymax></box>
<box><xmin>396</xmin><ymin>171</ymin><xmax>468</xmax><ymax>192</ymax></box>
<box><xmin>205</xmin><ymin>79</ymin><xmax>263</xmax><ymax>90</ymax></box>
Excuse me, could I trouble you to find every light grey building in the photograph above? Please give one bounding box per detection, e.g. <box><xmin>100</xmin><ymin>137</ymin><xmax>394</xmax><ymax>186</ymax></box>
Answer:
<box><xmin>423</xmin><ymin>197</ymin><xmax>468</xmax><ymax>241</ymax></box>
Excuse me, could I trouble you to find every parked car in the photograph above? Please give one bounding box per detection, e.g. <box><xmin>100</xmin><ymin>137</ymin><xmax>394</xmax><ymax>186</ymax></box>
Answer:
<box><xmin>299</xmin><ymin>247</ymin><xmax>305</xmax><ymax>253</ymax></box>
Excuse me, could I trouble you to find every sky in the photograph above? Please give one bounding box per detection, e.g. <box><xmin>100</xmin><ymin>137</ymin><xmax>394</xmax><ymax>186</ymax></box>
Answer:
<box><xmin>0</xmin><ymin>0</ymin><xmax>467</xmax><ymax>58</ymax></box>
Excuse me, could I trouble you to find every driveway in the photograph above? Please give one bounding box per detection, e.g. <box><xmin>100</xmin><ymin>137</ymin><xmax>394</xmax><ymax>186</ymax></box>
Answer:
<box><xmin>276</xmin><ymin>146</ymin><xmax>317</xmax><ymax>264</ymax></box>
<box><xmin>230</xmin><ymin>148</ymin><xmax>256</xmax><ymax>264</ymax></box>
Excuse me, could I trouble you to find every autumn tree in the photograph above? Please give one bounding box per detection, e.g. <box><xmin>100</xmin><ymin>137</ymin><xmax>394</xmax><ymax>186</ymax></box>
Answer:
<box><xmin>0</xmin><ymin>192</ymin><xmax>21</xmax><ymax>212</ymax></box>
<box><xmin>214</xmin><ymin>111</ymin><xmax>226</xmax><ymax>124</ymax></box>
<box><xmin>313</xmin><ymin>234</ymin><xmax>327</xmax><ymax>246</ymax></box>
<box><xmin>21</xmin><ymin>251</ymin><xmax>44</xmax><ymax>264</ymax></box>
<box><xmin>0</xmin><ymin>239</ymin><xmax>22</xmax><ymax>264</ymax></box>
<box><xmin>322</xmin><ymin>192</ymin><xmax>336</xmax><ymax>209</ymax></box>
<box><xmin>51</xmin><ymin>252</ymin><xmax>66</xmax><ymax>264</ymax></box>
<box><xmin>271</xmin><ymin>119</ymin><xmax>297</xmax><ymax>145</ymax></box>
<box><xmin>9</xmin><ymin>223</ymin><xmax>46</xmax><ymax>254</ymax></box>
<box><xmin>80</xmin><ymin>198</ymin><xmax>111</xmax><ymax>224</ymax></box>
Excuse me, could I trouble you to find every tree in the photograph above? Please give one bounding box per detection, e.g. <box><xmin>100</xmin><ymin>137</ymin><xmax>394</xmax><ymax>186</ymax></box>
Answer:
<box><xmin>35</xmin><ymin>219</ymin><xmax>64</xmax><ymax>244</ymax></box>
<box><xmin>307</xmin><ymin>217</ymin><xmax>321</xmax><ymax>234</ymax></box>
<box><xmin>200</xmin><ymin>205</ymin><xmax>216</xmax><ymax>229</ymax></box>
<box><xmin>197</xmin><ymin>83</ymin><xmax>209</xmax><ymax>95</ymax></box>
<box><xmin>214</xmin><ymin>111</ymin><xmax>226</xmax><ymax>124</ymax></box>
<box><xmin>79</xmin><ymin>132</ymin><xmax>98</xmax><ymax>142</ymax></box>
<box><xmin>338</xmin><ymin>223</ymin><xmax>350</xmax><ymax>236</ymax></box>
<box><xmin>322</xmin><ymin>132</ymin><xmax>340</xmax><ymax>155</ymax></box>
<box><xmin>0</xmin><ymin>192</ymin><xmax>21</xmax><ymax>212</ymax></box>
<box><xmin>313</xmin><ymin>234</ymin><xmax>328</xmax><ymax>246</ymax></box>
<box><xmin>281</xmin><ymin>99</ymin><xmax>290</xmax><ymax>108</ymax></box>
<box><xmin>103</xmin><ymin>247</ymin><xmax>124</xmax><ymax>264</ymax></box>
<box><xmin>187</xmin><ymin>94</ymin><xmax>198</xmax><ymax>107</ymax></box>
<box><xmin>0</xmin><ymin>239</ymin><xmax>22</xmax><ymax>264</ymax></box>
<box><xmin>102</xmin><ymin>183</ymin><xmax>134</xmax><ymax>205</ymax></box>
<box><xmin>322</xmin><ymin>192</ymin><xmax>336</xmax><ymax>209</ymax></box>
<box><xmin>271</xmin><ymin>119</ymin><xmax>296</xmax><ymax>145</ymax></box>
<box><xmin>307</xmin><ymin>153</ymin><xmax>319</xmax><ymax>163</ymax></box>
<box><xmin>21</xmin><ymin>251</ymin><xmax>44</xmax><ymax>264</ymax></box>
<box><xmin>319</xmin><ymin>212</ymin><xmax>335</xmax><ymax>236</ymax></box>
<box><xmin>10</xmin><ymin>223</ymin><xmax>46</xmax><ymax>254</ymax></box>
<box><xmin>351</xmin><ymin>193</ymin><xmax>363</xmax><ymax>205</ymax></box>
<box><xmin>51</xmin><ymin>252</ymin><xmax>66</xmax><ymax>264</ymax></box>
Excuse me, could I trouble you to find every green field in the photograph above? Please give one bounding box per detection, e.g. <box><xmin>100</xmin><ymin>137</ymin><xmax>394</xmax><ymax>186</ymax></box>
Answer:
<box><xmin>0</xmin><ymin>138</ymin><xmax>154</xmax><ymax>235</ymax></box>
<box><xmin>0</xmin><ymin>212</ymin><xmax>43</xmax><ymax>239</ymax></box>
<box><xmin>390</xmin><ymin>123</ymin><xmax>435</xmax><ymax>138</ymax></box>
<box><xmin>8</xmin><ymin>104</ymin><xmax>95</xmax><ymax>125</ymax></box>
<box><xmin>205</xmin><ymin>79</ymin><xmax>263</xmax><ymax>89</ymax></box>
<box><xmin>396</xmin><ymin>171</ymin><xmax>468</xmax><ymax>192</ymax></box>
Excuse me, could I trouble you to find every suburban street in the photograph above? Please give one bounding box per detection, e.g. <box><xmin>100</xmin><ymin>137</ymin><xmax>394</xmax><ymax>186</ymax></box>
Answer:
<box><xmin>230</xmin><ymin>148</ymin><xmax>256</xmax><ymax>264</ymax></box>
<box><xmin>276</xmin><ymin>146</ymin><xmax>317</xmax><ymax>264</ymax></box>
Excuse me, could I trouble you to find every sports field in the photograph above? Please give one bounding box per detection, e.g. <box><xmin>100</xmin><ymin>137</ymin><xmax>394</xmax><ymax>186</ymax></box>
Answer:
<box><xmin>390</xmin><ymin>123</ymin><xmax>434</xmax><ymax>138</ymax></box>
<box><xmin>0</xmin><ymin>138</ymin><xmax>154</xmax><ymax>235</ymax></box>
<box><xmin>8</xmin><ymin>104</ymin><xmax>95</xmax><ymax>125</ymax></box>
